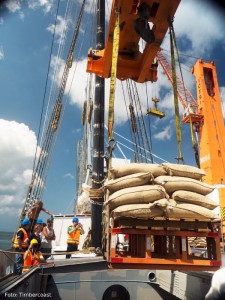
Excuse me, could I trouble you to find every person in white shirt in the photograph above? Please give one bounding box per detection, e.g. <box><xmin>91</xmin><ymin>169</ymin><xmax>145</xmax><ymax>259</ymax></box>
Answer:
<box><xmin>40</xmin><ymin>218</ymin><xmax>55</xmax><ymax>259</ymax></box>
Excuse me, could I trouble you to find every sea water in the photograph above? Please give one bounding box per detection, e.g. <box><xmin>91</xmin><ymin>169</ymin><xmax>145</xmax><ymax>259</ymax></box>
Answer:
<box><xmin>0</xmin><ymin>231</ymin><xmax>13</xmax><ymax>250</ymax></box>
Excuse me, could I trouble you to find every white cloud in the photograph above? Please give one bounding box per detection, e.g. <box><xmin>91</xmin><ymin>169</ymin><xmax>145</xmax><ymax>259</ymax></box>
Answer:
<box><xmin>63</xmin><ymin>173</ymin><xmax>75</xmax><ymax>180</ymax></box>
<box><xmin>219</xmin><ymin>87</ymin><xmax>225</xmax><ymax>118</ymax></box>
<box><xmin>174</xmin><ymin>0</ymin><xmax>225</xmax><ymax>55</ymax></box>
<box><xmin>0</xmin><ymin>46</ymin><xmax>4</xmax><ymax>60</ymax></box>
<box><xmin>47</xmin><ymin>15</ymin><xmax>68</xmax><ymax>43</ymax></box>
<box><xmin>153</xmin><ymin>124</ymin><xmax>173</xmax><ymax>141</ymax></box>
<box><xmin>5</xmin><ymin>0</ymin><xmax>22</xmax><ymax>13</ymax></box>
<box><xmin>0</xmin><ymin>120</ymin><xmax>37</xmax><ymax>219</ymax></box>
<box><xmin>27</xmin><ymin>0</ymin><xmax>54</xmax><ymax>14</ymax></box>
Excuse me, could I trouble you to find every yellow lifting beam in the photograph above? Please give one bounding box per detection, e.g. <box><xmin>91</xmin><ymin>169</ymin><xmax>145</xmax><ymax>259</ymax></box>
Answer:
<box><xmin>147</xmin><ymin>98</ymin><xmax>165</xmax><ymax>119</ymax></box>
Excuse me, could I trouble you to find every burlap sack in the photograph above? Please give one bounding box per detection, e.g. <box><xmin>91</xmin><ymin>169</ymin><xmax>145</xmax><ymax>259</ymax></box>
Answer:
<box><xmin>149</xmin><ymin>198</ymin><xmax>177</xmax><ymax>209</ymax></box>
<box><xmin>162</xmin><ymin>163</ymin><xmax>205</xmax><ymax>180</ymax></box>
<box><xmin>154</xmin><ymin>176</ymin><xmax>214</xmax><ymax>195</ymax></box>
<box><xmin>165</xmin><ymin>202</ymin><xmax>220</xmax><ymax>220</ymax></box>
<box><xmin>172</xmin><ymin>190</ymin><xmax>218</xmax><ymax>210</ymax></box>
<box><xmin>104</xmin><ymin>172</ymin><xmax>152</xmax><ymax>193</ymax></box>
<box><xmin>111</xmin><ymin>203</ymin><xmax>163</xmax><ymax>219</ymax></box>
<box><xmin>105</xmin><ymin>185</ymin><xmax>168</xmax><ymax>210</ymax></box>
<box><xmin>110</xmin><ymin>163</ymin><xmax>167</xmax><ymax>179</ymax></box>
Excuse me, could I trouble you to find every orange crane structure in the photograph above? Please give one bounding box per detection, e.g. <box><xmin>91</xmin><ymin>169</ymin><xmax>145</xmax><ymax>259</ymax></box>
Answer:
<box><xmin>87</xmin><ymin>0</ymin><xmax>222</xmax><ymax>271</ymax></box>
<box><xmin>192</xmin><ymin>59</ymin><xmax>225</xmax><ymax>235</ymax></box>
<box><xmin>87</xmin><ymin>0</ymin><xmax>180</xmax><ymax>83</ymax></box>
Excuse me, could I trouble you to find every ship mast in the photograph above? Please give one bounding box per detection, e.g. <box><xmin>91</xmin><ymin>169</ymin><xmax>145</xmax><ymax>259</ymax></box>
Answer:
<box><xmin>91</xmin><ymin>0</ymin><xmax>105</xmax><ymax>248</ymax></box>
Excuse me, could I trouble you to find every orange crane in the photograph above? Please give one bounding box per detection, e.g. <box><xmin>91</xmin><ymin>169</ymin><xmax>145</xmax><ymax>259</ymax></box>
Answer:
<box><xmin>87</xmin><ymin>0</ymin><xmax>180</xmax><ymax>83</ymax></box>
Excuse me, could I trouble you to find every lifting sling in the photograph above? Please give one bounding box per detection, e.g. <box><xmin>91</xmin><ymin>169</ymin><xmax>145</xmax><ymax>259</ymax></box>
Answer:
<box><xmin>107</xmin><ymin>10</ymin><xmax>120</xmax><ymax>175</ymax></box>
<box><xmin>169</xmin><ymin>21</ymin><xmax>183</xmax><ymax>163</ymax></box>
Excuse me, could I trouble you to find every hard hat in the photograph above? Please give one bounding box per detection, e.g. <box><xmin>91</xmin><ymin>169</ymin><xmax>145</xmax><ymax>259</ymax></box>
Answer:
<box><xmin>36</xmin><ymin>218</ymin><xmax>44</xmax><ymax>224</ymax></box>
<box><xmin>72</xmin><ymin>217</ymin><xmax>79</xmax><ymax>223</ymax></box>
<box><xmin>30</xmin><ymin>239</ymin><xmax>38</xmax><ymax>245</ymax></box>
<box><xmin>21</xmin><ymin>218</ymin><xmax>30</xmax><ymax>226</ymax></box>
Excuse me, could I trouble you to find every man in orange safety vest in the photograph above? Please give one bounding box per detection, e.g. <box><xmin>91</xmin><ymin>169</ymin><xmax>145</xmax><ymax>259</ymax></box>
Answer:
<box><xmin>12</xmin><ymin>218</ymin><xmax>30</xmax><ymax>275</ymax></box>
<box><xmin>66</xmin><ymin>217</ymin><xmax>84</xmax><ymax>259</ymax></box>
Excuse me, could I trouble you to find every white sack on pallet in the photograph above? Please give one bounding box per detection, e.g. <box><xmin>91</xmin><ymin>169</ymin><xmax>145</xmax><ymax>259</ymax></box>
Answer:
<box><xmin>165</xmin><ymin>202</ymin><xmax>220</xmax><ymax>220</ymax></box>
<box><xmin>154</xmin><ymin>176</ymin><xmax>214</xmax><ymax>195</ymax></box>
<box><xmin>111</xmin><ymin>203</ymin><xmax>163</xmax><ymax>219</ymax></box>
<box><xmin>104</xmin><ymin>172</ymin><xmax>152</xmax><ymax>193</ymax></box>
<box><xmin>110</xmin><ymin>163</ymin><xmax>167</xmax><ymax>179</ymax></box>
<box><xmin>105</xmin><ymin>185</ymin><xmax>168</xmax><ymax>210</ymax></box>
<box><xmin>172</xmin><ymin>190</ymin><xmax>218</xmax><ymax>210</ymax></box>
<box><xmin>162</xmin><ymin>162</ymin><xmax>205</xmax><ymax>180</ymax></box>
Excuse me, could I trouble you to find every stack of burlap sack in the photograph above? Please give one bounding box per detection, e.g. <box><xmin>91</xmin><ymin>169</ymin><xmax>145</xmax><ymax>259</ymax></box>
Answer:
<box><xmin>104</xmin><ymin>162</ymin><xmax>220</xmax><ymax>223</ymax></box>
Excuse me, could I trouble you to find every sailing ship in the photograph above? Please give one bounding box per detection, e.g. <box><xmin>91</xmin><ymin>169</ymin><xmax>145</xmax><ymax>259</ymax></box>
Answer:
<box><xmin>1</xmin><ymin>0</ymin><xmax>225</xmax><ymax>299</ymax></box>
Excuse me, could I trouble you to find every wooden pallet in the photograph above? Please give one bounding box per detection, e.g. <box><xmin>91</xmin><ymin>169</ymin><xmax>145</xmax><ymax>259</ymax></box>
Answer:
<box><xmin>108</xmin><ymin>228</ymin><xmax>221</xmax><ymax>271</ymax></box>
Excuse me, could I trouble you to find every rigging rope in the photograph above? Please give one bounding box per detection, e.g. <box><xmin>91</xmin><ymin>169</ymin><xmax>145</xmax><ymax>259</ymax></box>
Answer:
<box><xmin>20</xmin><ymin>0</ymin><xmax>88</xmax><ymax>222</ymax></box>
<box><xmin>126</xmin><ymin>80</ymin><xmax>141</xmax><ymax>161</ymax></box>
<box><xmin>170</xmin><ymin>24</ymin><xmax>200</xmax><ymax>167</ymax></box>
<box><xmin>145</xmin><ymin>82</ymin><xmax>154</xmax><ymax>163</ymax></box>
<box><xmin>19</xmin><ymin>0</ymin><xmax>61</xmax><ymax>225</ymax></box>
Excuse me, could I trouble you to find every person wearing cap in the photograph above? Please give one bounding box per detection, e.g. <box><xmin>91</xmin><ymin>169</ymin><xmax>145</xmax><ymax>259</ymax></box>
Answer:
<box><xmin>22</xmin><ymin>239</ymin><xmax>45</xmax><ymax>273</ymax></box>
<box><xmin>66</xmin><ymin>217</ymin><xmax>84</xmax><ymax>259</ymax></box>
<box><xmin>25</xmin><ymin>200</ymin><xmax>53</xmax><ymax>232</ymax></box>
<box><xmin>12</xmin><ymin>218</ymin><xmax>30</xmax><ymax>275</ymax></box>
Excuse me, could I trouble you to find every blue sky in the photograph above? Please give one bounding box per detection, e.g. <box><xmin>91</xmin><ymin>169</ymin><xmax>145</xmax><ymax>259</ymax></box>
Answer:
<box><xmin>0</xmin><ymin>0</ymin><xmax>225</xmax><ymax>232</ymax></box>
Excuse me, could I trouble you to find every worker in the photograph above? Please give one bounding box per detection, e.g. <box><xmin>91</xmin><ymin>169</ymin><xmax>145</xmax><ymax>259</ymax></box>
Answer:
<box><xmin>82</xmin><ymin>228</ymin><xmax>92</xmax><ymax>249</ymax></box>
<box><xmin>22</xmin><ymin>239</ymin><xmax>45</xmax><ymax>273</ymax></box>
<box><xmin>28</xmin><ymin>220</ymin><xmax>44</xmax><ymax>250</ymax></box>
<box><xmin>205</xmin><ymin>267</ymin><xmax>225</xmax><ymax>299</ymax></box>
<box><xmin>25</xmin><ymin>200</ymin><xmax>53</xmax><ymax>231</ymax></box>
<box><xmin>12</xmin><ymin>218</ymin><xmax>30</xmax><ymax>275</ymax></box>
<box><xmin>66</xmin><ymin>217</ymin><xmax>84</xmax><ymax>259</ymax></box>
<box><xmin>40</xmin><ymin>218</ymin><xmax>56</xmax><ymax>260</ymax></box>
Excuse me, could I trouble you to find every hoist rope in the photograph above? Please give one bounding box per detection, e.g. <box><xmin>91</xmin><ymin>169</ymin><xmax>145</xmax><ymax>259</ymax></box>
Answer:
<box><xmin>130</xmin><ymin>81</ymin><xmax>147</xmax><ymax>162</ymax></box>
<box><xmin>126</xmin><ymin>80</ymin><xmax>141</xmax><ymax>161</ymax></box>
<box><xmin>145</xmin><ymin>82</ymin><xmax>154</xmax><ymax>163</ymax></box>
<box><xmin>133</xmin><ymin>81</ymin><xmax>153</xmax><ymax>162</ymax></box>
<box><xmin>170</xmin><ymin>23</ymin><xmax>199</xmax><ymax>167</ymax></box>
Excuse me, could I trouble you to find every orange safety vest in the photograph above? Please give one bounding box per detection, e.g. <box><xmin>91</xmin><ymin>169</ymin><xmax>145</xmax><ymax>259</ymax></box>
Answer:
<box><xmin>67</xmin><ymin>226</ymin><xmax>81</xmax><ymax>245</ymax></box>
<box><xmin>22</xmin><ymin>250</ymin><xmax>43</xmax><ymax>273</ymax></box>
<box><xmin>12</xmin><ymin>228</ymin><xmax>29</xmax><ymax>249</ymax></box>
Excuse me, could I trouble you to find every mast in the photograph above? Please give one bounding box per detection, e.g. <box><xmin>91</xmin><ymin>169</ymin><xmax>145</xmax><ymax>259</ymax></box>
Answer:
<box><xmin>91</xmin><ymin>0</ymin><xmax>105</xmax><ymax>248</ymax></box>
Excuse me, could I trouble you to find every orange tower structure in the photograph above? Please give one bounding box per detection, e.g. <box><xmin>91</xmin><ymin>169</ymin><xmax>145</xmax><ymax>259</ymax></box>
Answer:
<box><xmin>192</xmin><ymin>59</ymin><xmax>225</xmax><ymax>228</ymax></box>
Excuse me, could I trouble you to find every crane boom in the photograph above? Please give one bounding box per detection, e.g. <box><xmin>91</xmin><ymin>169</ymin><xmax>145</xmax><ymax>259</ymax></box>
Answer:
<box><xmin>157</xmin><ymin>50</ymin><xmax>197</xmax><ymax>109</ymax></box>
